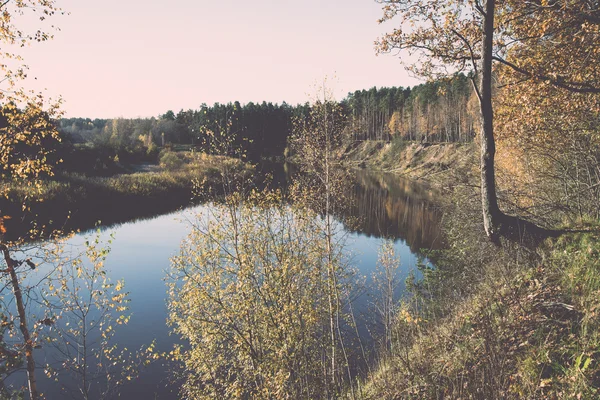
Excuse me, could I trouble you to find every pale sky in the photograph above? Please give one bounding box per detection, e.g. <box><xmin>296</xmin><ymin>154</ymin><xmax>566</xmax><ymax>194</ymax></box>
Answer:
<box><xmin>17</xmin><ymin>0</ymin><xmax>420</xmax><ymax>118</ymax></box>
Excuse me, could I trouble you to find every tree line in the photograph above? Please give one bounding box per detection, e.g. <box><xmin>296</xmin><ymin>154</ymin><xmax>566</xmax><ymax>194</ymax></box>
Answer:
<box><xmin>58</xmin><ymin>102</ymin><xmax>307</xmax><ymax>164</ymax></box>
<box><xmin>343</xmin><ymin>73</ymin><xmax>477</xmax><ymax>143</ymax></box>
<box><xmin>58</xmin><ymin>74</ymin><xmax>479</xmax><ymax>170</ymax></box>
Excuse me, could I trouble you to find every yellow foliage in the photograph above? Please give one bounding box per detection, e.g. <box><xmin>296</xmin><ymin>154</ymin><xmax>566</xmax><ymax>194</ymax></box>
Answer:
<box><xmin>168</xmin><ymin>190</ymin><xmax>353</xmax><ymax>399</ymax></box>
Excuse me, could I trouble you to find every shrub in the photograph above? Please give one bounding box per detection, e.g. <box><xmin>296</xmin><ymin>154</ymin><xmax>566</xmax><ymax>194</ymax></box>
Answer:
<box><xmin>159</xmin><ymin>151</ymin><xmax>184</xmax><ymax>170</ymax></box>
<box><xmin>167</xmin><ymin>190</ymin><xmax>354</xmax><ymax>399</ymax></box>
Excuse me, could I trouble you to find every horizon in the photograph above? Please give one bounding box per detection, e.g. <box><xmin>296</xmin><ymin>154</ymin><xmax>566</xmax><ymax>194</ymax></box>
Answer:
<box><xmin>56</xmin><ymin>84</ymin><xmax>418</xmax><ymax>121</ymax></box>
<box><xmin>16</xmin><ymin>0</ymin><xmax>421</xmax><ymax>119</ymax></box>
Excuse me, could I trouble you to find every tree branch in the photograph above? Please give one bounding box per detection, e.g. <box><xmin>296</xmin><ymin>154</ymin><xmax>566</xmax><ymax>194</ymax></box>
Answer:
<box><xmin>493</xmin><ymin>56</ymin><xmax>600</xmax><ymax>93</ymax></box>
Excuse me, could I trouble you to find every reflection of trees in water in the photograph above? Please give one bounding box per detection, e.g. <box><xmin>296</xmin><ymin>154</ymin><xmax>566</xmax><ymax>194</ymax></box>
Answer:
<box><xmin>275</xmin><ymin>163</ymin><xmax>444</xmax><ymax>253</ymax></box>
<box><xmin>4</xmin><ymin>163</ymin><xmax>443</xmax><ymax>254</ymax></box>
<box><xmin>335</xmin><ymin>170</ymin><xmax>443</xmax><ymax>254</ymax></box>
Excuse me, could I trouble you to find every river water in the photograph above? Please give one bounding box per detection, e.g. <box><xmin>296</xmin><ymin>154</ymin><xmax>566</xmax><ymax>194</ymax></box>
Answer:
<box><xmin>11</xmin><ymin>168</ymin><xmax>443</xmax><ymax>399</ymax></box>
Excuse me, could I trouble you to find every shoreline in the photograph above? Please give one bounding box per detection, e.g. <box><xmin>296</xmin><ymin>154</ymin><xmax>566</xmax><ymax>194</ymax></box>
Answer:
<box><xmin>0</xmin><ymin>154</ymin><xmax>252</xmax><ymax>241</ymax></box>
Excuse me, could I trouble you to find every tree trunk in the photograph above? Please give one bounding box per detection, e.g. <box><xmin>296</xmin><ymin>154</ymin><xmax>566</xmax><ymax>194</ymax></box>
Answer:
<box><xmin>1</xmin><ymin>245</ymin><xmax>38</xmax><ymax>400</ymax></box>
<box><xmin>479</xmin><ymin>0</ymin><xmax>501</xmax><ymax>242</ymax></box>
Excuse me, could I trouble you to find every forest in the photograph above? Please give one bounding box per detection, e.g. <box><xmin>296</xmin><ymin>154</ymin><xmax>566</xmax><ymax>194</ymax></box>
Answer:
<box><xmin>1</xmin><ymin>0</ymin><xmax>600</xmax><ymax>399</ymax></box>
<box><xmin>57</xmin><ymin>73</ymin><xmax>476</xmax><ymax>171</ymax></box>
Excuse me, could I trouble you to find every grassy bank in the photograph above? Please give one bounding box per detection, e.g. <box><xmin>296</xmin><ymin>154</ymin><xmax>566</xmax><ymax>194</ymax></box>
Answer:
<box><xmin>361</xmin><ymin>227</ymin><xmax>600</xmax><ymax>399</ymax></box>
<box><xmin>0</xmin><ymin>151</ymin><xmax>253</xmax><ymax>239</ymax></box>
<box><xmin>346</xmin><ymin>139</ymin><xmax>600</xmax><ymax>398</ymax></box>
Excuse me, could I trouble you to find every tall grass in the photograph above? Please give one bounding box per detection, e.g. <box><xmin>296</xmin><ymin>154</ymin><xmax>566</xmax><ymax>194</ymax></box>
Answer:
<box><xmin>360</xmin><ymin>208</ymin><xmax>600</xmax><ymax>399</ymax></box>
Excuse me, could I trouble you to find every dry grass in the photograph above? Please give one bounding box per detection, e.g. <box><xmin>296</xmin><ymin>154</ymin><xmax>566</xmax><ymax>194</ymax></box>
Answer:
<box><xmin>359</xmin><ymin>218</ymin><xmax>600</xmax><ymax>399</ymax></box>
<box><xmin>340</xmin><ymin>140</ymin><xmax>476</xmax><ymax>184</ymax></box>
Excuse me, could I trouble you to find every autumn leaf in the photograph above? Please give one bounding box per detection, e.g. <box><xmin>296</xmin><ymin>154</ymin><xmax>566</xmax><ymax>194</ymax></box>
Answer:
<box><xmin>0</xmin><ymin>215</ymin><xmax>10</xmax><ymax>234</ymax></box>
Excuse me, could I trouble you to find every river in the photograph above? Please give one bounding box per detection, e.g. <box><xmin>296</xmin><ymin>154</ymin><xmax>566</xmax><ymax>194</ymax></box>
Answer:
<box><xmin>9</xmin><ymin>168</ymin><xmax>443</xmax><ymax>399</ymax></box>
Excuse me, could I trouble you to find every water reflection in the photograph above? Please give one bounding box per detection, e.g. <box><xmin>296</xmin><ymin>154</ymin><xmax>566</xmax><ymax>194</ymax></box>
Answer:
<box><xmin>1</xmin><ymin>164</ymin><xmax>443</xmax><ymax>254</ymax></box>
<box><xmin>342</xmin><ymin>169</ymin><xmax>443</xmax><ymax>254</ymax></box>
<box><xmin>3</xmin><ymin>166</ymin><xmax>444</xmax><ymax>399</ymax></box>
<box><xmin>274</xmin><ymin>162</ymin><xmax>444</xmax><ymax>254</ymax></box>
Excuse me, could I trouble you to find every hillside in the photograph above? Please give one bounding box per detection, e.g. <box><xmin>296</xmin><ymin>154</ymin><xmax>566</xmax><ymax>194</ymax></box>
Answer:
<box><xmin>339</xmin><ymin>140</ymin><xmax>476</xmax><ymax>184</ymax></box>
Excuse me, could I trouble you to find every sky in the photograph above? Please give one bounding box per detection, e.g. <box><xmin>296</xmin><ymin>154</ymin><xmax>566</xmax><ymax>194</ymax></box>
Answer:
<box><xmin>16</xmin><ymin>0</ymin><xmax>421</xmax><ymax>119</ymax></box>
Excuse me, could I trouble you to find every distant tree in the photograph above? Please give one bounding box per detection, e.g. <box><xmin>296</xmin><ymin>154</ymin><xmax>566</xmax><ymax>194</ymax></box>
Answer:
<box><xmin>161</xmin><ymin>110</ymin><xmax>175</xmax><ymax>121</ymax></box>
<box><xmin>388</xmin><ymin>110</ymin><xmax>402</xmax><ymax>137</ymax></box>
<box><xmin>159</xmin><ymin>151</ymin><xmax>184</xmax><ymax>170</ymax></box>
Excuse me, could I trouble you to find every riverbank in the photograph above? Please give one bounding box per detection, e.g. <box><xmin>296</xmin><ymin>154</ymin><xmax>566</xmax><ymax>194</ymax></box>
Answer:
<box><xmin>0</xmin><ymin>152</ymin><xmax>253</xmax><ymax>240</ymax></box>
<box><xmin>345</xmin><ymin>140</ymin><xmax>600</xmax><ymax>398</ymax></box>
<box><xmin>360</xmin><ymin>228</ymin><xmax>600</xmax><ymax>399</ymax></box>
<box><xmin>339</xmin><ymin>140</ymin><xmax>476</xmax><ymax>185</ymax></box>
<box><xmin>6</xmin><ymin>138</ymin><xmax>599</xmax><ymax>398</ymax></box>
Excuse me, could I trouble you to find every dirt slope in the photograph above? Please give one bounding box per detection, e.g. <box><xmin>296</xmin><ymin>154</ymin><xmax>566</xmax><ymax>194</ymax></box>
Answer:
<box><xmin>339</xmin><ymin>140</ymin><xmax>477</xmax><ymax>185</ymax></box>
